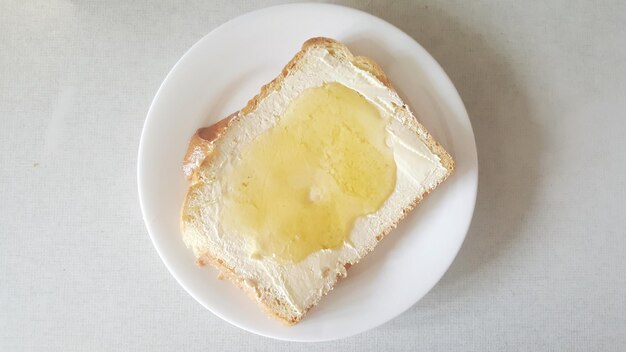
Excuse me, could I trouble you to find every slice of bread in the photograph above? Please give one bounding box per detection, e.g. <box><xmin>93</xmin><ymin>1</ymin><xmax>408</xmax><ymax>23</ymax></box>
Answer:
<box><xmin>180</xmin><ymin>38</ymin><xmax>454</xmax><ymax>324</ymax></box>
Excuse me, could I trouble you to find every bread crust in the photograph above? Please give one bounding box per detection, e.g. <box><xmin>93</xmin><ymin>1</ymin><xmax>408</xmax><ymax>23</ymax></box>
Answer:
<box><xmin>180</xmin><ymin>37</ymin><xmax>454</xmax><ymax>324</ymax></box>
<box><xmin>182</xmin><ymin>112</ymin><xmax>236</xmax><ymax>181</ymax></box>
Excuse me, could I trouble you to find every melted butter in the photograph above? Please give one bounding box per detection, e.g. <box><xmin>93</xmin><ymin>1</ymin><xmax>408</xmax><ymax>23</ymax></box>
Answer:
<box><xmin>221</xmin><ymin>83</ymin><xmax>396</xmax><ymax>262</ymax></box>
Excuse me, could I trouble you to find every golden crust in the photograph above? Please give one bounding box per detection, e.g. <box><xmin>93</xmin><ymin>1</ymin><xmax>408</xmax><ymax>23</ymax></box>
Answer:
<box><xmin>194</xmin><ymin>251</ymin><xmax>299</xmax><ymax>325</ymax></box>
<box><xmin>180</xmin><ymin>37</ymin><xmax>454</xmax><ymax>324</ymax></box>
<box><xmin>193</xmin><ymin>250</ymin><xmax>352</xmax><ymax>325</ymax></box>
<box><xmin>182</xmin><ymin>112</ymin><xmax>237</xmax><ymax>181</ymax></box>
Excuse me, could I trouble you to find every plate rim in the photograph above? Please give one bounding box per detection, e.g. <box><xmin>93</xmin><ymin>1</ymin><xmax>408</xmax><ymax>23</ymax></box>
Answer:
<box><xmin>138</xmin><ymin>2</ymin><xmax>477</xmax><ymax>342</ymax></box>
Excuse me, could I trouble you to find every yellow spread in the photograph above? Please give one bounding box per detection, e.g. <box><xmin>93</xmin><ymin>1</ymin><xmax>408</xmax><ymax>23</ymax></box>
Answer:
<box><xmin>221</xmin><ymin>83</ymin><xmax>396</xmax><ymax>262</ymax></box>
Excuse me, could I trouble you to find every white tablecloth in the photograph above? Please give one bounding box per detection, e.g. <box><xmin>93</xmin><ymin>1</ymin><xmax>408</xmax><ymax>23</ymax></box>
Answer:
<box><xmin>1</xmin><ymin>1</ymin><xmax>625</xmax><ymax>350</ymax></box>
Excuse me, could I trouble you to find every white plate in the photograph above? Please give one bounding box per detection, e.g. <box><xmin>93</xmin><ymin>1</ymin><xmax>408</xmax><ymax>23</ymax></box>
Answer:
<box><xmin>138</xmin><ymin>3</ymin><xmax>477</xmax><ymax>342</ymax></box>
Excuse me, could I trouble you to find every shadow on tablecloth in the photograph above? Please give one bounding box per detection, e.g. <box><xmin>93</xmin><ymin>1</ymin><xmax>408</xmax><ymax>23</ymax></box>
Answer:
<box><xmin>337</xmin><ymin>1</ymin><xmax>544</xmax><ymax>327</ymax></box>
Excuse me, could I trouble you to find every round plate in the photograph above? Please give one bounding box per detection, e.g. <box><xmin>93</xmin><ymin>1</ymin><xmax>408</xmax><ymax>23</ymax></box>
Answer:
<box><xmin>138</xmin><ymin>3</ymin><xmax>477</xmax><ymax>342</ymax></box>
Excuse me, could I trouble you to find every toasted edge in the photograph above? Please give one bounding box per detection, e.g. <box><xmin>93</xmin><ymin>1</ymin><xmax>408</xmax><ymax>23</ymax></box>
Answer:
<box><xmin>180</xmin><ymin>37</ymin><xmax>455</xmax><ymax>324</ymax></box>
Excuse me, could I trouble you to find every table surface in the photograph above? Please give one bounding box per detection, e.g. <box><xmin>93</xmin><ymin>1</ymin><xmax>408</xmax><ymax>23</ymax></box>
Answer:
<box><xmin>2</xmin><ymin>1</ymin><xmax>625</xmax><ymax>350</ymax></box>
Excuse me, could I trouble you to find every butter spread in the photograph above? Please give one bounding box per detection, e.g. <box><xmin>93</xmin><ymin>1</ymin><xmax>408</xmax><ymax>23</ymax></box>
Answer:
<box><xmin>220</xmin><ymin>83</ymin><xmax>396</xmax><ymax>263</ymax></box>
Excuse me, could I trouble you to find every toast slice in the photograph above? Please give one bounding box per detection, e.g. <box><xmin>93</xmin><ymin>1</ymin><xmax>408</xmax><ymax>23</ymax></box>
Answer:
<box><xmin>180</xmin><ymin>38</ymin><xmax>454</xmax><ymax>324</ymax></box>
